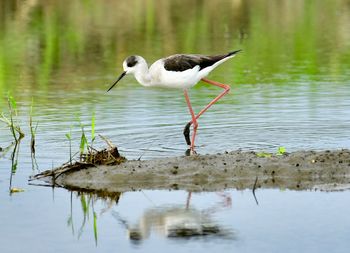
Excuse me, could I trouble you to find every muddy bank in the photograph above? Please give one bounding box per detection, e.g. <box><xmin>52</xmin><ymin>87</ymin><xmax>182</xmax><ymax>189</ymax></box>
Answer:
<box><xmin>32</xmin><ymin>149</ymin><xmax>350</xmax><ymax>193</ymax></box>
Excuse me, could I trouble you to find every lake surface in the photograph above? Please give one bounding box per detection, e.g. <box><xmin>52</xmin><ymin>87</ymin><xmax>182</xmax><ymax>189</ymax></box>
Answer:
<box><xmin>1</xmin><ymin>0</ymin><xmax>350</xmax><ymax>252</ymax></box>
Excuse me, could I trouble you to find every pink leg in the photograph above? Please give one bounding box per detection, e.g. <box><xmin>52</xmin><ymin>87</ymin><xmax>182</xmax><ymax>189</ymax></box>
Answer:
<box><xmin>184</xmin><ymin>89</ymin><xmax>198</xmax><ymax>150</ymax></box>
<box><xmin>193</xmin><ymin>78</ymin><xmax>231</xmax><ymax>121</ymax></box>
<box><xmin>183</xmin><ymin>78</ymin><xmax>231</xmax><ymax>149</ymax></box>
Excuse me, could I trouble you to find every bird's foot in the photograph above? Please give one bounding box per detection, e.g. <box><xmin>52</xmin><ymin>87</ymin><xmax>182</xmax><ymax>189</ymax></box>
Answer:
<box><xmin>185</xmin><ymin>148</ymin><xmax>197</xmax><ymax>156</ymax></box>
<box><xmin>184</xmin><ymin>122</ymin><xmax>197</xmax><ymax>155</ymax></box>
<box><xmin>183</xmin><ymin>122</ymin><xmax>191</xmax><ymax>145</ymax></box>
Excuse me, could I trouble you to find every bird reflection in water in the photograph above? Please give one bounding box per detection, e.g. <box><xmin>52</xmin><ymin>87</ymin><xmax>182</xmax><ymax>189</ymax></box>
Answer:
<box><xmin>112</xmin><ymin>192</ymin><xmax>234</xmax><ymax>242</ymax></box>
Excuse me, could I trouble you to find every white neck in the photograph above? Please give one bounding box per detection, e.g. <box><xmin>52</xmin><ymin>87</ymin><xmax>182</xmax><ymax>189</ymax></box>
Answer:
<box><xmin>134</xmin><ymin>61</ymin><xmax>152</xmax><ymax>87</ymax></box>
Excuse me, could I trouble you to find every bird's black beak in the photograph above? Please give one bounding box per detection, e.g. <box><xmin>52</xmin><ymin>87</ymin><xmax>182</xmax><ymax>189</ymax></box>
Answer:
<box><xmin>107</xmin><ymin>71</ymin><xmax>126</xmax><ymax>92</ymax></box>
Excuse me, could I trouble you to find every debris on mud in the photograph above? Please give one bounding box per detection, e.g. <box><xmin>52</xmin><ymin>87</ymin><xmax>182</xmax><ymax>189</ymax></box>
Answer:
<box><xmin>80</xmin><ymin>146</ymin><xmax>126</xmax><ymax>165</ymax></box>
<box><xmin>30</xmin><ymin>144</ymin><xmax>126</xmax><ymax>184</ymax></box>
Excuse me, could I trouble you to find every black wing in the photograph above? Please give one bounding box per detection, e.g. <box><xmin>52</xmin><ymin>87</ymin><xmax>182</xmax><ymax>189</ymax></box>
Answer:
<box><xmin>163</xmin><ymin>50</ymin><xmax>241</xmax><ymax>72</ymax></box>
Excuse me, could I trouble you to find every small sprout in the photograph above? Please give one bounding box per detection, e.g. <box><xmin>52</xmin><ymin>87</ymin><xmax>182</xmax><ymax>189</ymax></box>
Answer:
<box><xmin>80</xmin><ymin>131</ymin><xmax>88</xmax><ymax>155</ymax></box>
<box><xmin>276</xmin><ymin>146</ymin><xmax>286</xmax><ymax>155</ymax></box>
<box><xmin>8</xmin><ymin>95</ymin><xmax>17</xmax><ymax>114</ymax></box>
<box><xmin>66</xmin><ymin>127</ymin><xmax>72</xmax><ymax>165</ymax></box>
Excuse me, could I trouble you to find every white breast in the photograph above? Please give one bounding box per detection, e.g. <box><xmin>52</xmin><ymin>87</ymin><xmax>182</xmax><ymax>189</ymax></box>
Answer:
<box><xmin>149</xmin><ymin>60</ymin><xmax>202</xmax><ymax>89</ymax></box>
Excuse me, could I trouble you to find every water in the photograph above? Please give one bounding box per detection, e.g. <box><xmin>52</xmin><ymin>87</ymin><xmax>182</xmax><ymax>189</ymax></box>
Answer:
<box><xmin>1</xmin><ymin>0</ymin><xmax>350</xmax><ymax>252</ymax></box>
<box><xmin>2</xmin><ymin>189</ymin><xmax>349</xmax><ymax>253</ymax></box>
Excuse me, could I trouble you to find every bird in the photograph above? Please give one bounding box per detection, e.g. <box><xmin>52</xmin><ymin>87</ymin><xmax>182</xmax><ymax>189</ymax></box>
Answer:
<box><xmin>107</xmin><ymin>50</ymin><xmax>241</xmax><ymax>152</ymax></box>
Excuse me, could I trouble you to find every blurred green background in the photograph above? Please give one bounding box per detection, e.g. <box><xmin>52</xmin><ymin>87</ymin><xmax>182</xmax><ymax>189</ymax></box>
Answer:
<box><xmin>1</xmin><ymin>0</ymin><xmax>349</xmax><ymax>96</ymax></box>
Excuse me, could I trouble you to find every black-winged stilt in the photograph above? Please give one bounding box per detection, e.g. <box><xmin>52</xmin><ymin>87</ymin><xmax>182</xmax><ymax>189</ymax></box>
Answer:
<box><xmin>107</xmin><ymin>50</ymin><xmax>241</xmax><ymax>152</ymax></box>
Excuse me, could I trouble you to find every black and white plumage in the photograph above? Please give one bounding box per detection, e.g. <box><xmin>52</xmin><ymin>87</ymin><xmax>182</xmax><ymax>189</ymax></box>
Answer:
<box><xmin>107</xmin><ymin>50</ymin><xmax>241</xmax><ymax>91</ymax></box>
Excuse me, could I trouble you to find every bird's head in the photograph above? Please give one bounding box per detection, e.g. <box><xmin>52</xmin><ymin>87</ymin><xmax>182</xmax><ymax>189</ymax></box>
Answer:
<box><xmin>107</xmin><ymin>55</ymin><xmax>145</xmax><ymax>92</ymax></box>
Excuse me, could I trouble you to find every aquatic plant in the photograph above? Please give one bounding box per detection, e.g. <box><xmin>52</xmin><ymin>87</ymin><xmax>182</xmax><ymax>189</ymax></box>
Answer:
<box><xmin>9</xmin><ymin>140</ymin><xmax>22</xmax><ymax>194</ymax></box>
<box><xmin>29</xmin><ymin>99</ymin><xmax>39</xmax><ymax>171</ymax></box>
<box><xmin>89</xmin><ymin>111</ymin><xmax>97</xmax><ymax>163</ymax></box>
<box><xmin>76</xmin><ymin>117</ymin><xmax>88</xmax><ymax>161</ymax></box>
<box><xmin>80</xmin><ymin>130</ymin><xmax>88</xmax><ymax>159</ymax></box>
<box><xmin>75</xmin><ymin>112</ymin><xmax>96</xmax><ymax>162</ymax></box>
<box><xmin>65</xmin><ymin>127</ymin><xmax>72</xmax><ymax>165</ymax></box>
<box><xmin>0</xmin><ymin>95</ymin><xmax>25</xmax><ymax>141</ymax></box>
<box><xmin>29</xmin><ymin>98</ymin><xmax>38</xmax><ymax>154</ymax></box>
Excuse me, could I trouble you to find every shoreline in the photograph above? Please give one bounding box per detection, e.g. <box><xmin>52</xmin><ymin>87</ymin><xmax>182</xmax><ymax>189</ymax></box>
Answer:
<box><xmin>32</xmin><ymin>149</ymin><xmax>350</xmax><ymax>194</ymax></box>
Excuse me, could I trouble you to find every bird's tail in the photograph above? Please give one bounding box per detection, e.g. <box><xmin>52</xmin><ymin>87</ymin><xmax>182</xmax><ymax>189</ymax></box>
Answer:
<box><xmin>226</xmin><ymin>49</ymin><xmax>242</xmax><ymax>58</ymax></box>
